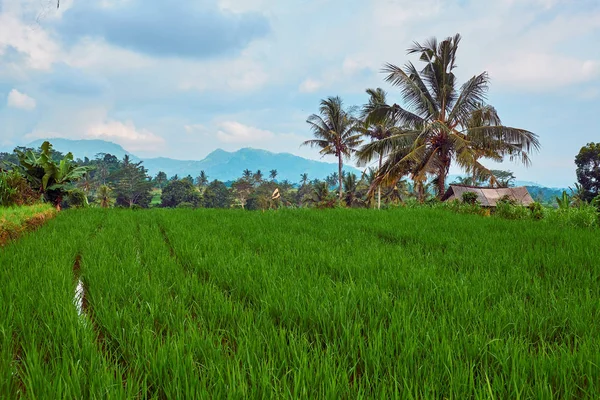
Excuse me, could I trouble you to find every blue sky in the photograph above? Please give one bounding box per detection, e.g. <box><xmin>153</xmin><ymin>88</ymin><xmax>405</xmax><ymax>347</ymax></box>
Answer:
<box><xmin>0</xmin><ymin>0</ymin><xmax>598</xmax><ymax>187</ymax></box>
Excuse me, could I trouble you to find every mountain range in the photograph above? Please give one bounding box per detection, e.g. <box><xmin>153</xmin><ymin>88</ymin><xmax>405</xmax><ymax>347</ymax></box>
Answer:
<box><xmin>17</xmin><ymin>138</ymin><xmax>555</xmax><ymax>189</ymax></box>
<box><xmin>25</xmin><ymin>139</ymin><xmax>362</xmax><ymax>182</ymax></box>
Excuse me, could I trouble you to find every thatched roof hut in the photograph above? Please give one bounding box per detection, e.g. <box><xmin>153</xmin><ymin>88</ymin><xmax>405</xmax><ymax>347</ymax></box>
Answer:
<box><xmin>441</xmin><ymin>185</ymin><xmax>534</xmax><ymax>207</ymax></box>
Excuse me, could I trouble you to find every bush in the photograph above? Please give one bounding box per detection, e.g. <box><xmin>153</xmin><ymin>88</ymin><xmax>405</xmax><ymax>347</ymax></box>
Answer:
<box><xmin>546</xmin><ymin>205</ymin><xmax>598</xmax><ymax>229</ymax></box>
<box><xmin>176</xmin><ymin>202</ymin><xmax>194</xmax><ymax>209</ymax></box>
<box><xmin>64</xmin><ymin>189</ymin><xmax>89</xmax><ymax>209</ymax></box>
<box><xmin>461</xmin><ymin>191</ymin><xmax>479</xmax><ymax>205</ymax></box>
<box><xmin>528</xmin><ymin>202</ymin><xmax>545</xmax><ymax>220</ymax></box>
<box><xmin>495</xmin><ymin>201</ymin><xmax>530</xmax><ymax>220</ymax></box>
<box><xmin>0</xmin><ymin>170</ymin><xmax>38</xmax><ymax>207</ymax></box>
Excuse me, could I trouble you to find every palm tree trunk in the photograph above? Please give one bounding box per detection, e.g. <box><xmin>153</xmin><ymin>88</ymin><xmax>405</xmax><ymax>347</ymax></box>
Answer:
<box><xmin>378</xmin><ymin>154</ymin><xmax>382</xmax><ymax>210</ymax></box>
<box><xmin>338</xmin><ymin>155</ymin><xmax>343</xmax><ymax>202</ymax></box>
<box><xmin>438</xmin><ymin>173</ymin><xmax>446</xmax><ymax>199</ymax></box>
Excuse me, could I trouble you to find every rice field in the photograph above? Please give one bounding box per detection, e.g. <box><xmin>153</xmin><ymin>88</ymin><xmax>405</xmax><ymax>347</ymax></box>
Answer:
<box><xmin>1</xmin><ymin>208</ymin><xmax>599</xmax><ymax>398</ymax></box>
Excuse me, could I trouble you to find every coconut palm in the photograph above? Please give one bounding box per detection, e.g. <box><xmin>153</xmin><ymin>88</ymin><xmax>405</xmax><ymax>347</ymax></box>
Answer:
<box><xmin>196</xmin><ymin>171</ymin><xmax>209</xmax><ymax>189</ymax></box>
<box><xmin>96</xmin><ymin>185</ymin><xmax>114</xmax><ymax>208</ymax></box>
<box><xmin>303</xmin><ymin>96</ymin><xmax>362</xmax><ymax>201</ymax></box>
<box><xmin>357</xmin><ymin>88</ymin><xmax>402</xmax><ymax>209</ymax></box>
<box><xmin>269</xmin><ymin>169</ymin><xmax>278</xmax><ymax>181</ymax></box>
<box><xmin>365</xmin><ymin>34</ymin><xmax>539</xmax><ymax>197</ymax></box>
<box><xmin>300</xmin><ymin>173</ymin><xmax>309</xmax><ymax>186</ymax></box>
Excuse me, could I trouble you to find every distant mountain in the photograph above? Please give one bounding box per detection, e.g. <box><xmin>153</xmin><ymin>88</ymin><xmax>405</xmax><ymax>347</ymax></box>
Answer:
<box><xmin>27</xmin><ymin>139</ymin><xmax>137</xmax><ymax>161</ymax></box>
<box><xmin>25</xmin><ymin>139</ymin><xmax>361</xmax><ymax>182</ymax></box>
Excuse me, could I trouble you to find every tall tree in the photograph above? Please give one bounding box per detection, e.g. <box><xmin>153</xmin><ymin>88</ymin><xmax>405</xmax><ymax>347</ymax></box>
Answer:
<box><xmin>575</xmin><ymin>142</ymin><xmax>600</xmax><ymax>202</ymax></box>
<box><xmin>357</xmin><ymin>88</ymin><xmax>400</xmax><ymax>209</ymax></box>
<box><xmin>196</xmin><ymin>171</ymin><xmax>209</xmax><ymax>189</ymax></box>
<box><xmin>303</xmin><ymin>96</ymin><xmax>362</xmax><ymax>201</ymax></box>
<box><xmin>300</xmin><ymin>173</ymin><xmax>309</xmax><ymax>186</ymax></box>
<box><xmin>203</xmin><ymin>180</ymin><xmax>231</xmax><ymax>209</ymax></box>
<box><xmin>114</xmin><ymin>156</ymin><xmax>152</xmax><ymax>208</ymax></box>
<box><xmin>154</xmin><ymin>171</ymin><xmax>167</xmax><ymax>189</ymax></box>
<box><xmin>269</xmin><ymin>169</ymin><xmax>278</xmax><ymax>181</ymax></box>
<box><xmin>369</xmin><ymin>34</ymin><xmax>539</xmax><ymax>197</ymax></box>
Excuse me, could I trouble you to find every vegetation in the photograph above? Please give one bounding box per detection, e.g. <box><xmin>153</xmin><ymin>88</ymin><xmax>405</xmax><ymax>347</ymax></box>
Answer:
<box><xmin>575</xmin><ymin>142</ymin><xmax>600</xmax><ymax>202</ymax></box>
<box><xmin>0</xmin><ymin>204</ymin><xmax>56</xmax><ymax>246</ymax></box>
<box><xmin>303</xmin><ymin>96</ymin><xmax>362</xmax><ymax>201</ymax></box>
<box><xmin>1</xmin><ymin>208</ymin><xmax>599</xmax><ymax>398</ymax></box>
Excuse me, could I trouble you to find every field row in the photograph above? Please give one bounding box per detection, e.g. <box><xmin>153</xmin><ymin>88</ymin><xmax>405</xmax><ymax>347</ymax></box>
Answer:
<box><xmin>1</xmin><ymin>208</ymin><xmax>599</xmax><ymax>398</ymax></box>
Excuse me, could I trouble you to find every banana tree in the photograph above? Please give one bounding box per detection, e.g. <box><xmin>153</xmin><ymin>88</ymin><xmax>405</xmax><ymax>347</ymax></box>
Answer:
<box><xmin>15</xmin><ymin>141</ymin><xmax>92</xmax><ymax>210</ymax></box>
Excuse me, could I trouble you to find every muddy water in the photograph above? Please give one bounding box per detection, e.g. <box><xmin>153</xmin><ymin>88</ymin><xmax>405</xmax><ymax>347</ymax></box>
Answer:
<box><xmin>74</xmin><ymin>279</ymin><xmax>85</xmax><ymax>317</ymax></box>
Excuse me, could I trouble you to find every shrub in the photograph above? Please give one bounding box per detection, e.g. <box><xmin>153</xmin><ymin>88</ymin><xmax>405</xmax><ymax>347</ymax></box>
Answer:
<box><xmin>65</xmin><ymin>189</ymin><xmax>89</xmax><ymax>208</ymax></box>
<box><xmin>176</xmin><ymin>202</ymin><xmax>194</xmax><ymax>209</ymax></box>
<box><xmin>0</xmin><ymin>170</ymin><xmax>38</xmax><ymax>207</ymax></box>
<box><xmin>495</xmin><ymin>201</ymin><xmax>529</xmax><ymax>220</ymax></box>
<box><xmin>528</xmin><ymin>202</ymin><xmax>545</xmax><ymax>220</ymax></box>
<box><xmin>461</xmin><ymin>191</ymin><xmax>479</xmax><ymax>205</ymax></box>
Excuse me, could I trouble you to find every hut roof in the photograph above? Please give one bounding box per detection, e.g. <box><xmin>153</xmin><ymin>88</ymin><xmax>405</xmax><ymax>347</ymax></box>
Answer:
<box><xmin>441</xmin><ymin>185</ymin><xmax>534</xmax><ymax>207</ymax></box>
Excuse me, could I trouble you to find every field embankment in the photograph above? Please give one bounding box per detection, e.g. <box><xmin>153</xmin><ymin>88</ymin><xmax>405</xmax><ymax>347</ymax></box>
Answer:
<box><xmin>1</xmin><ymin>208</ymin><xmax>599</xmax><ymax>398</ymax></box>
<box><xmin>0</xmin><ymin>204</ymin><xmax>57</xmax><ymax>246</ymax></box>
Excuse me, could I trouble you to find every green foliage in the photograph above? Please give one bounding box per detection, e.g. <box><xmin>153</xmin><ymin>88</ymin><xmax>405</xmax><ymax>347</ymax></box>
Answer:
<box><xmin>95</xmin><ymin>185</ymin><xmax>115</xmax><ymax>209</ymax></box>
<box><xmin>461</xmin><ymin>191</ymin><xmax>478</xmax><ymax>205</ymax></box>
<box><xmin>160</xmin><ymin>180</ymin><xmax>201</xmax><ymax>208</ymax></box>
<box><xmin>555</xmin><ymin>190</ymin><xmax>572</xmax><ymax>210</ymax></box>
<box><xmin>65</xmin><ymin>189</ymin><xmax>89</xmax><ymax>209</ymax></box>
<box><xmin>203</xmin><ymin>180</ymin><xmax>231</xmax><ymax>209</ymax></box>
<box><xmin>494</xmin><ymin>201</ymin><xmax>530</xmax><ymax>220</ymax></box>
<box><xmin>114</xmin><ymin>156</ymin><xmax>152</xmax><ymax>208</ymax></box>
<box><xmin>176</xmin><ymin>202</ymin><xmax>194</xmax><ymax>209</ymax></box>
<box><xmin>575</xmin><ymin>142</ymin><xmax>600</xmax><ymax>202</ymax></box>
<box><xmin>14</xmin><ymin>141</ymin><xmax>92</xmax><ymax>207</ymax></box>
<box><xmin>528</xmin><ymin>201</ymin><xmax>545</xmax><ymax>220</ymax></box>
<box><xmin>0</xmin><ymin>171</ymin><xmax>18</xmax><ymax>206</ymax></box>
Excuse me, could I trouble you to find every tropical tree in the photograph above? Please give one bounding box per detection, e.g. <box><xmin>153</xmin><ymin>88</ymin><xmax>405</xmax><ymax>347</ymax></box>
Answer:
<box><xmin>303</xmin><ymin>96</ymin><xmax>362</xmax><ymax>201</ymax></box>
<box><xmin>269</xmin><ymin>169</ymin><xmax>278</xmax><ymax>181</ymax></box>
<box><xmin>154</xmin><ymin>171</ymin><xmax>168</xmax><ymax>189</ymax></box>
<box><xmin>196</xmin><ymin>171</ymin><xmax>209</xmax><ymax>189</ymax></box>
<box><xmin>243</xmin><ymin>169</ymin><xmax>253</xmax><ymax>180</ymax></box>
<box><xmin>15</xmin><ymin>141</ymin><xmax>92</xmax><ymax>210</ymax></box>
<box><xmin>364</xmin><ymin>34</ymin><xmax>539</xmax><ymax>197</ymax></box>
<box><xmin>96</xmin><ymin>185</ymin><xmax>114</xmax><ymax>208</ymax></box>
<box><xmin>113</xmin><ymin>155</ymin><xmax>153</xmax><ymax>208</ymax></box>
<box><xmin>575</xmin><ymin>142</ymin><xmax>600</xmax><ymax>202</ymax></box>
<box><xmin>300</xmin><ymin>173</ymin><xmax>309</xmax><ymax>186</ymax></box>
<box><xmin>203</xmin><ymin>180</ymin><xmax>231</xmax><ymax>209</ymax></box>
<box><xmin>253</xmin><ymin>170</ymin><xmax>264</xmax><ymax>185</ymax></box>
<box><xmin>161</xmin><ymin>179</ymin><xmax>201</xmax><ymax>208</ymax></box>
<box><xmin>357</xmin><ymin>88</ymin><xmax>400</xmax><ymax>209</ymax></box>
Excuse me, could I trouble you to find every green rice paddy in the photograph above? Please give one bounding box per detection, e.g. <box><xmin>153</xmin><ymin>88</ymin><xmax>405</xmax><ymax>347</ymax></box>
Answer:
<box><xmin>1</xmin><ymin>208</ymin><xmax>599</xmax><ymax>398</ymax></box>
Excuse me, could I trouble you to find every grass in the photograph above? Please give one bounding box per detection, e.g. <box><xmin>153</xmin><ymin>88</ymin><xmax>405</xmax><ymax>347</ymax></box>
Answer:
<box><xmin>1</xmin><ymin>208</ymin><xmax>599</xmax><ymax>398</ymax></box>
<box><xmin>0</xmin><ymin>204</ymin><xmax>56</xmax><ymax>246</ymax></box>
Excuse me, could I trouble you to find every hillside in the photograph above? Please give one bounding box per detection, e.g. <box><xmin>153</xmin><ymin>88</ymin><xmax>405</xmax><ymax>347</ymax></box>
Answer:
<box><xmin>25</xmin><ymin>139</ymin><xmax>361</xmax><ymax>182</ymax></box>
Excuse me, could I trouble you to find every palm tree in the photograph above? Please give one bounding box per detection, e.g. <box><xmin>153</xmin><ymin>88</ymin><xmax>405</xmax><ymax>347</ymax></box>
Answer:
<box><xmin>365</xmin><ymin>34</ymin><xmax>540</xmax><ymax>197</ymax></box>
<box><xmin>253</xmin><ymin>170</ymin><xmax>263</xmax><ymax>185</ymax></box>
<box><xmin>357</xmin><ymin>88</ymin><xmax>401</xmax><ymax>209</ymax></box>
<box><xmin>196</xmin><ymin>170</ymin><xmax>208</xmax><ymax>189</ymax></box>
<box><xmin>269</xmin><ymin>169</ymin><xmax>278</xmax><ymax>181</ymax></box>
<box><xmin>300</xmin><ymin>173</ymin><xmax>309</xmax><ymax>186</ymax></box>
<box><xmin>243</xmin><ymin>169</ymin><xmax>252</xmax><ymax>180</ymax></box>
<box><xmin>96</xmin><ymin>185</ymin><xmax>114</xmax><ymax>208</ymax></box>
<box><xmin>303</xmin><ymin>96</ymin><xmax>362</xmax><ymax>201</ymax></box>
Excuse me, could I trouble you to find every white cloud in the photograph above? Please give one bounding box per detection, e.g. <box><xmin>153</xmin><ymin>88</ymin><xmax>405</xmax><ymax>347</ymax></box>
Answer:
<box><xmin>299</xmin><ymin>78</ymin><xmax>322</xmax><ymax>93</ymax></box>
<box><xmin>216</xmin><ymin>121</ymin><xmax>274</xmax><ymax>143</ymax></box>
<box><xmin>86</xmin><ymin>120</ymin><xmax>165</xmax><ymax>152</ymax></box>
<box><xmin>0</xmin><ymin>7</ymin><xmax>59</xmax><ymax>70</ymax></box>
<box><xmin>7</xmin><ymin>89</ymin><xmax>36</xmax><ymax>110</ymax></box>
<box><xmin>487</xmin><ymin>54</ymin><xmax>600</xmax><ymax>90</ymax></box>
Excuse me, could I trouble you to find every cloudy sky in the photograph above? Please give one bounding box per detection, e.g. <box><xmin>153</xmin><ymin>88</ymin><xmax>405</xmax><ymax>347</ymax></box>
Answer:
<box><xmin>0</xmin><ymin>0</ymin><xmax>598</xmax><ymax>186</ymax></box>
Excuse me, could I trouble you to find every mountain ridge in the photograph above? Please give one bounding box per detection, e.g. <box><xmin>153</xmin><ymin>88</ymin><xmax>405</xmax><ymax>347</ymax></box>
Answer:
<box><xmin>24</xmin><ymin>138</ymin><xmax>361</xmax><ymax>182</ymax></box>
